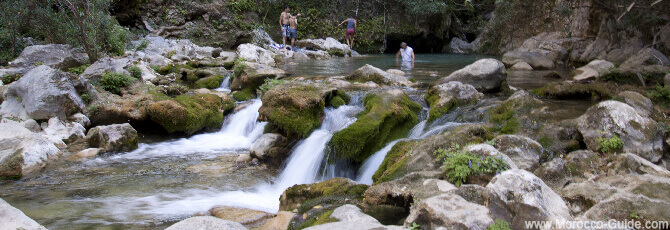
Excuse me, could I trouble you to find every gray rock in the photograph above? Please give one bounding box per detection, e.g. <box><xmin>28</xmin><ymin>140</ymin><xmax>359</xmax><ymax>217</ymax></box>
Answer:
<box><xmin>73</xmin><ymin>148</ymin><xmax>101</xmax><ymax>159</ymax></box>
<box><xmin>301</xmin><ymin>50</ymin><xmax>331</xmax><ymax>60</ymax></box>
<box><xmin>620</xmin><ymin>48</ymin><xmax>670</xmax><ymax>69</ymax></box>
<box><xmin>1</xmin><ymin>66</ymin><xmax>85</xmax><ymax>120</ymax></box>
<box><xmin>533</xmin><ymin>157</ymin><xmax>568</xmax><ymax>189</ymax></box>
<box><xmin>617</xmin><ymin>91</ymin><xmax>653</xmax><ymax>117</ymax></box>
<box><xmin>68</xmin><ymin>113</ymin><xmax>91</xmax><ymax>128</ymax></box>
<box><xmin>0</xmin><ymin>198</ymin><xmax>47</xmax><ymax>230</ymax></box>
<box><xmin>9</xmin><ymin>44</ymin><xmax>88</xmax><ymax>70</ymax></box>
<box><xmin>487</xmin><ymin>169</ymin><xmax>572</xmax><ymax>229</ymax></box>
<box><xmin>463</xmin><ymin>144</ymin><xmax>518</xmax><ymax>169</ymax></box>
<box><xmin>229</xmin><ymin>62</ymin><xmax>286</xmax><ymax>91</ymax></box>
<box><xmin>425</xmin><ymin>81</ymin><xmax>483</xmax><ymax>121</ymax></box>
<box><xmin>85</xmin><ymin>123</ymin><xmax>139</xmax><ymax>154</ymax></box>
<box><xmin>81</xmin><ymin>57</ymin><xmax>132</xmax><ymax>81</ymax></box>
<box><xmin>305</xmin><ymin>222</ymin><xmax>403</xmax><ymax>230</ymax></box>
<box><xmin>0</xmin><ymin>123</ymin><xmax>60</xmax><ymax>177</ymax></box>
<box><xmin>21</xmin><ymin>119</ymin><xmax>41</xmax><ymax>133</ymax></box>
<box><xmin>237</xmin><ymin>43</ymin><xmax>275</xmax><ymax>66</ymax></box>
<box><xmin>364</xmin><ymin>171</ymin><xmax>455</xmax><ymax>206</ymax></box>
<box><xmin>434</xmin><ymin>59</ymin><xmax>506</xmax><ymax>93</ymax></box>
<box><xmin>330</xmin><ymin>204</ymin><xmax>380</xmax><ymax>224</ymax></box>
<box><xmin>577</xmin><ymin>100</ymin><xmax>663</xmax><ymax>162</ymax></box>
<box><xmin>448</xmin><ymin>37</ymin><xmax>474</xmax><ymax>54</ymax></box>
<box><xmin>404</xmin><ymin>193</ymin><xmax>494</xmax><ymax>230</ymax></box>
<box><xmin>502</xmin><ymin>51</ymin><xmax>555</xmax><ymax>70</ymax></box>
<box><xmin>571</xmin><ymin>60</ymin><xmax>614</xmax><ymax>82</ymax></box>
<box><xmin>493</xmin><ymin>135</ymin><xmax>542</xmax><ymax>170</ymax></box>
<box><xmin>346</xmin><ymin>64</ymin><xmax>412</xmax><ymax>87</ymax></box>
<box><xmin>510</xmin><ymin>62</ymin><xmax>533</xmax><ymax>71</ymax></box>
<box><xmin>323</xmin><ymin>37</ymin><xmax>351</xmax><ymax>54</ymax></box>
<box><xmin>350</xmin><ymin>50</ymin><xmax>362</xmax><ymax>57</ymax></box>
<box><xmin>165</xmin><ymin>216</ymin><xmax>247</xmax><ymax>230</ymax></box>
<box><xmin>250</xmin><ymin>133</ymin><xmax>287</xmax><ymax>161</ymax></box>
<box><xmin>607</xmin><ymin>153</ymin><xmax>670</xmax><ymax>178</ymax></box>
<box><xmin>583</xmin><ymin>192</ymin><xmax>670</xmax><ymax>223</ymax></box>
<box><xmin>41</xmin><ymin>117</ymin><xmax>86</xmax><ymax>145</ymax></box>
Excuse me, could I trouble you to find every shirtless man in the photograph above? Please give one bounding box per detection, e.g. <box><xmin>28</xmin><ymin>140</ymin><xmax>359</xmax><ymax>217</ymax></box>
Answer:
<box><xmin>288</xmin><ymin>15</ymin><xmax>300</xmax><ymax>48</ymax></box>
<box><xmin>279</xmin><ymin>6</ymin><xmax>291</xmax><ymax>48</ymax></box>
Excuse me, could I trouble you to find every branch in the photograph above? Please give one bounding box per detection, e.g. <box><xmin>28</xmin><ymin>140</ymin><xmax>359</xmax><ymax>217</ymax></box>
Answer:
<box><xmin>617</xmin><ymin>1</ymin><xmax>635</xmax><ymax>22</ymax></box>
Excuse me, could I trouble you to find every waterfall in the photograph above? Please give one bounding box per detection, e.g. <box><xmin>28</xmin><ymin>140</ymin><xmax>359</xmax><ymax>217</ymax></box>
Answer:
<box><xmin>214</xmin><ymin>73</ymin><xmax>232</xmax><ymax>92</ymax></box>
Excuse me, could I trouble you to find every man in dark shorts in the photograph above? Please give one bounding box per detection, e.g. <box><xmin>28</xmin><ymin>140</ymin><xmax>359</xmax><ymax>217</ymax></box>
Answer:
<box><xmin>338</xmin><ymin>16</ymin><xmax>357</xmax><ymax>48</ymax></box>
<box><xmin>288</xmin><ymin>14</ymin><xmax>300</xmax><ymax>48</ymax></box>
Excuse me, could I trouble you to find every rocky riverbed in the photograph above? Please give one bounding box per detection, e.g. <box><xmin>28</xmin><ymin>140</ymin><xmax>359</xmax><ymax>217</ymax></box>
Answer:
<box><xmin>1</xmin><ymin>32</ymin><xmax>670</xmax><ymax>230</ymax></box>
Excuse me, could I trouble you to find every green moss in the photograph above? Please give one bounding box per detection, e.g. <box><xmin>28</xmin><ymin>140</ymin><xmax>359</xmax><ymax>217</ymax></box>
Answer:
<box><xmin>100</xmin><ymin>72</ymin><xmax>135</xmax><ymax>95</ymax></box>
<box><xmin>266</xmin><ymin>101</ymin><xmax>322</xmax><ymax>137</ymax></box>
<box><xmin>500</xmin><ymin>117</ymin><xmax>519</xmax><ymax>134</ymax></box>
<box><xmin>194</xmin><ymin>74</ymin><xmax>224</xmax><ymax>89</ymax></box>
<box><xmin>329</xmin><ymin>96</ymin><xmax>346</xmax><ymax>108</ymax></box>
<box><xmin>1</xmin><ymin>74</ymin><xmax>21</xmax><ymax>85</ymax></box>
<box><xmin>147</xmin><ymin>94</ymin><xmax>226</xmax><ymax>134</ymax></box>
<box><xmin>329</xmin><ymin>92</ymin><xmax>421</xmax><ymax>163</ymax></box>
<box><xmin>157</xmin><ymin>64</ymin><xmax>175</xmax><ymax>75</ymax></box>
<box><xmin>281</xmin><ymin>178</ymin><xmax>369</xmax><ymax>212</ymax></box>
<box><xmin>487</xmin><ymin>219</ymin><xmax>512</xmax><ymax>230</ymax></box>
<box><xmin>259</xmin><ymin>83</ymin><xmax>328</xmax><ymax>138</ymax></box>
<box><xmin>291</xmin><ymin>209</ymin><xmax>338</xmax><ymax>230</ymax></box>
<box><xmin>127</xmin><ymin>65</ymin><xmax>142</xmax><ymax>79</ymax></box>
<box><xmin>328</xmin><ymin>49</ymin><xmax>346</xmax><ymax>57</ymax></box>
<box><xmin>233</xmin><ymin>88</ymin><xmax>254</xmax><ymax>101</ymax></box>
<box><xmin>372</xmin><ymin>140</ymin><xmax>416</xmax><ymax>184</ymax></box>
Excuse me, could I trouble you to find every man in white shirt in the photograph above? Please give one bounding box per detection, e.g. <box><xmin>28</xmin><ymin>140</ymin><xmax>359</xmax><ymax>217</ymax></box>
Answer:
<box><xmin>395</xmin><ymin>42</ymin><xmax>415</xmax><ymax>63</ymax></box>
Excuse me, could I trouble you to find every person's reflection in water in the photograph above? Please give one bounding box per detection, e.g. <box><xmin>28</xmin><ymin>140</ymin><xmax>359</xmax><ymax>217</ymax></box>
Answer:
<box><xmin>400</xmin><ymin>60</ymin><xmax>414</xmax><ymax>71</ymax></box>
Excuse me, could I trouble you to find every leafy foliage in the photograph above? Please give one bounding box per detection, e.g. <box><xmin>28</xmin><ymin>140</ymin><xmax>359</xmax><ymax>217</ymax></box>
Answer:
<box><xmin>127</xmin><ymin>66</ymin><xmax>142</xmax><ymax>79</ymax></box>
<box><xmin>257</xmin><ymin>78</ymin><xmax>286</xmax><ymax>95</ymax></box>
<box><xmin>435</xmin><ymin>144</ymin><xmax>510</xmax><ymax>187</ymax></box>
<box><xmin>487</xmin><ymin>219</ymin><xmax>512</xmax><ymax>230</ymax></box>
<box><xmin>67</xmin><ymin>64</ymin><xmax>91</xmax><ymax>75</ymax></box>
<box><xmin>596</xmin><ymin>131</ymin><xmax>624</xmax><ymax>154</ymax></box>
<box><xmin>100</xmin><ymin>72</ymin><xmax>135</xmax><ymax>95</ymax></box>
<box><xmin>1</xmin><ymin>74</ymin><xmax>21</xmax><ymax>85</ymax></box>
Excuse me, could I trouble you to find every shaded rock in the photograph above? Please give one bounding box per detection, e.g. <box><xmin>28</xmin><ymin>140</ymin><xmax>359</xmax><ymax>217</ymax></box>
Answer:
<box><xmin>210</xmin><ymin>206</ymin><xmax>273</xmax><ymax>226</ymax></box>
<box><xmin>510</xmin><ymin>62</ymin><xmax>533</xmax><ymax>71</ymax></box>
<box><xmin>486</xmin><ymin>169</ymin><xmax>572</xmax><ymax>229</ymax></box>
<box><xmin>665</xmin><ymin>73</ymin><xmax>670</xmax><ymax>86</ymax></box>
<box><xmin>448</xmin><ymin>37</ymin><xmax>474</xmax><ymax>54</ymax></box>
<box><xmin>85</xmin><ymin>123</ymin><xmax>139</xmax><ymax>154</ymax></box>
<box><xmin>9</xmin><ymin>44</ymin><xmax>88</xmax><ymax>70</ymax></box>
<box><xmin>533</xmin><ymin>157</ymin><xmax>568</xmax><ymax>190</ymax></box>
<box><xmin>561</xmin><ymin>180</ymin><xmax>619</xmax><ymax>215</ymax></box>
<box><xmin>148</xmin><ymin>94</ymin><xmax>233</xmax><ymax>134</ymax></box>
<box><xmin>329</xmin><ymin>90</ymin><xmax>421</xmax><ymax>163</ymax></box>
<box><xmin>259</xmin><ymin>211</ymin><xmax>294</xmax><ymax>230</ymax></box>
<box><xmin>425</xmin><ymin>81</ymin><xmax>483</xmax><ymax>121</ymax></box>
<box><xmin>279</xmin><ymin>178</ymin><xmax>368</xmax><ymax>212</ymax></box>
<box><xmin>493</xmin><ymin>135</ymin><xmax>542</xmax><ymax>170</ymax></box>
<box><xmin>404</xmin><ymin>193</ymin><xmax>494</xmax><ymax>230</ymax></box>
<box><xmin>606</xmin><ymin>153</ymin><xmax>670</xmax><ymax>178</ymax></box>
<box><xmin>434</xmin><ymin>59</ymin><xmax>506</xmax><ymax>93</ymax></box>
<box><xmin>230</xmin><ymin>62</ymin><xmax>285</xmax><ymax>92</ymax></box>
<box><xmin>502</xmin><ymin>51</ymin><xmax>555</xmax><ymax>70</ymax></box>
<box><xmin>583</xmin><ymin>192</ymin><xmax>670</xmax><ymax>223</ymax></box>
<box><xmin>345</xmin><ymin>64</ymin><xmax>412</xmax><ymax>87</ymax></box>
<box><xmin>330</xmin><ymin>204</ymin><xmax>379</xmax><ymax>223</ymax></box>
<box><xmin>165</xmin><ymin>216</ymin><xmax>247</xmax><ymax>230</ymax></box>
<box><xmin>68</xmin><ymin>113</ymin><xmax>91</xmax><ymax>128</ymax></box>
<box><xmin>563</xmin><ymin>150</ymin><xmax>600</xmax><ymax>179</ymax></box>
<box><xmin>617</xmin><ymin>91</ymin><xmax>653</xmax><ymax>117</ymax></box>
<box><xmin>21</xmin><ymin>119</ymin><xmax>41</xmax><ymax>133</ymax></box>
<box><xmin>577</xmin><ymin>100</ymin><xmax>663</xmax><ymax>162</ymax></box>
<box><xmin>1</xmin><ymin>66</ymin><xmax>85</xmax><ymax>120</ymax></box>
<box><xmin>0</xmin><ymin>123</ymin><xmax>60</xmax><ymax>177</ymax></box>
<box><xmin>250</xmin><ymin>133</ymin><xmax>288</xmax><ymax>163</ymax></box>
<box><xmin>364</xmin><ymin>171</ymin><xmax>453</xmax><ymax>207</ymax></box>
<box><xmin>0</xmin><ymin>198</ymin><xmax>47</xmax><ymax>230</ymax></box>
<box><xmin>237</xmin><ymin>44</ymin><xmax>275</xmax><ymax>65</ymax></box>
<box><xmin>571</xmin><ymin>60</ymin><xmax>614</xmax><ymax>82</ymax></box>
<box><xmin>620</xmin><ymin>48</ymin><xmax>670</xmax><ymax>69</ymax></box>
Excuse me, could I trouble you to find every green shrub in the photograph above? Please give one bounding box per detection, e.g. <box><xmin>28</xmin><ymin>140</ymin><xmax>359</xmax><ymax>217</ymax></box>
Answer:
<box><xmin>100</xmin><ymin>72</ymin><xmax>135</xmax><ymax>95</ymax></box>
<box><xmin>67</xmin><ymin>64</ymin><xmax>91</xmax><ymax>75</ymax></box>
<box><xmin>1</xmin><ymin>74</ymin><xmax>21</xmax><ymax>85</ymax></box>
<box><xmin>257</xmin><ymin>78</ymin><xmax>285</xmax><ymax>95</ymax></box>
<box><xmin>135</xmin><ymin>39</ymin><xmax>149</xmax><ymax>51</ymax></box>
<box><xmin>233</xmin><ymin>58</ymin><xmax>247</xmax><ymax>77</ymax></box>
<box><xmin>648</xmin><ymin>84</ymin><xmax>670</xmax><ymax>101</ymax></box>
<box><xmin>435</xmin><ymin>144</ymin><xmax>510</xmax><ymax>187</ymax></box>
<box><xmin>127</xmin><ymin>66</ymin><xmax>142</xmax><ymax>79</ymax></box>
<box><xmin>487</xmin><ymin>219</ymin><xmax>512</xmax><ymax>230</ymax></box>
<box><xmin>194</xmin><ymin>75</ymin><xmax>224</xmax><ymax>89</ymax></box>
<box><xmin>81</xmin><ymin>93</ymin><xmax>92</xmax><ymax>104</ymax></box>
<box><xmin>596</xmin><ymin>131</ymin><xmax>624</xmax><ymax>154</ymax></box>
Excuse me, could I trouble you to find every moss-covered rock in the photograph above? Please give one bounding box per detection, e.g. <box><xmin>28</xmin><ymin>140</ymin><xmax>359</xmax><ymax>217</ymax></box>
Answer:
<box><xmin>147</xmin><ymin>94</ymin><xmax>230</xmax><ymax>134</ymax></box>
<box><xmin>194</xmin><ymin>74</ymin><xmax>224</xmax><ymax>89</ymax></box>
<box><xmin>230</xmin><ymin>62</ymin><xmax>285</xmax><ymax>97</ymax></box>
<box><xmin>425</xmin><ymin>81</ymin><xmax>483</xmax><ymax>121</ymax></box>
<box><xmin>232</xmin><ymin>88</ymin><xmax>254</xmax><ymax>101</ymax></box>
<box><xmin>327</xmin><ymin>91</ymin><xmax>350</xmax><ymax>109</ymax></box>
<box><xmin>328</xmin><ymin>90</ymin><xmax>421</xmax><ymax>163</ymax></box>
<box><xmin>258</xmin><ymin>82</ymin><xmax>338</xmax><ymax>138</ymax></box>
<box><xmin>530</xmin><ymin>82</ymin><xmax>614</xmax><ymax>100</ymax></box>
<box><xmin>279</xmin><ymin>177</ymin><xmax>368</xmax><ymax>212</ymax></box>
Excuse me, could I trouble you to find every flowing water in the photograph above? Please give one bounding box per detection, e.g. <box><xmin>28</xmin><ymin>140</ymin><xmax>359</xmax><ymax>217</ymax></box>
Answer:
<box><xmin>214</xmin><ymin>73</ymin><xmax>232</xmax><ymax>92</ymax></box>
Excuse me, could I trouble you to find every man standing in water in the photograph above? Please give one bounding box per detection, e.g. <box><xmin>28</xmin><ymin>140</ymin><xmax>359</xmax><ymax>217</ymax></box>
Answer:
<box><xmin>338</xmin><ymin>16</ymin><xmax>357</xmax><ymax>48</ymax></box>
<box><xmin>396</xmin><ymin>42</ymin><xmax>415</xmax><ymax>68</ymax></box>
<box><xmin>279</xmin><ymin>6</ymin><xmax>292</xmax><ymax>48</ymax></box>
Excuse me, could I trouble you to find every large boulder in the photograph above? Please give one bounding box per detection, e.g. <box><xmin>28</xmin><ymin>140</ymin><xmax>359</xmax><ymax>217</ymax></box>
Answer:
<box><xmin>237</xmin><ymin>44</ymin><xmax>275</xmax><ymax>66</ymax></box>
<box><xmin>502</xmin><ymin>51</ymin><xmax>555</xmax><ymax>70</ymax></box>
<box><xmin>577</xmin><ymin>100</ymin><xmax>664</xmax><ymax>162</ymax></box>
<box><xmin>323</xmin><ymin>37</ymin><xmax>351</xmax><ymax>55</ymax></box>
<box><xmin>328</xmin><ymin>90</ymin><xmax>421</xmax><ymax>163</ymax></box>
<box><xmin>364</xmin><ymin>171</ymin><xmax>454</xmax><ymax>207</ymax></box>
<box><xmin>81</xmin><ymin>57</ymin><xmax>132</xmax><ymax>81</ymax></box>
<box><xmin>617</xmin><ymin>91</ymin><xmax>654</xmax><ymax>117</ymax></box>
<box><xmin>279</xmin><ymin>178</ymin><xmax>368</xmax><ymax>212</ymax></box>
<box><xmin>620</xmin><ymin>47</ymin><xmax>670</xmax><ymax>69</ymax></box>
<box><xmin>404</xmin><ymin>193</ymin><xmax>494</xmax><ymax>230</ymax></box>
<box><xmin>303</xmin><ymin>205</ymin><xmax>403</xmax><ymax>230</ymax></box>
<box><xmin>0</xmin><ymin>123</ymin><xmax>60</xmax><ymax>177</ymax></box>
<box><xmin>448</xmin><ymin>37</ymin><xmax>474</xmax><ymax>54</ymax></box>
<box><xmin>571</xmin><ymin>60</ymin><xmax>615</xmax><ymax>82</ymax></box>
<box><xmin>434</xmin><ymin>59</ymin><xmax>506</xmax><ymax>93</ymax></box>
<box><xmin>9</xmin><ymin>44</ymin><xmax>88</xmax><ymax>70</ymax></box>
<box><xmin>582</xmin><ymin>191</ymin><xmax>670</xmax><ymax>223</ymax></box>
<box><xmin>345</xmin><ymin>64</ymin><xmax>412</xmax><ymax>87</ymax></box>
<box><xmin>1</xmin><ymin>66</ymin><xmax>86</xmax><ymax>120</ymax></box>
<box><xmin>230</xmin><ymin>62</ymin><xmax>286</xmax><ymax>92</ymax></box>
<box><xmin>249</xmin><ymin>133</ymin><xmax>288</xmax><ymax>164</ymax></box>
<box><xmin>493</xmin><ymin>135</ymin><xmax>542</xmax><ymax>170</ymax></box>
<box><xmin>148</xmin><ymin>94</ymin><xmax>234</xmax><ymax>134</ymax></box>
<box><xmin>259</xmin><ymin>82</ymin><xmax>339</xmax><ymax>137</ymax></box>
<box><xmin>486</xmin><ymin>169</ymin><xmax>572</xmax><ymax>230</ymax></box>
<box><xmin>0</xmin><ymin>198</ymin><xmax>47</xmax><ymax>230</ymax></box>
<box><xmin>424</xmin><ymin>81</ymin><xmax>483</xmax><ymax>121</ymax></box>
<box><xmin>85</xmin><ymin>123</ymin><xmax>139</xmax><ymax>154</ymax></box>
<box><xmin>165</xmin><ymin>216</ymin><xmax>247</xmax><ymax>230</ymax></box>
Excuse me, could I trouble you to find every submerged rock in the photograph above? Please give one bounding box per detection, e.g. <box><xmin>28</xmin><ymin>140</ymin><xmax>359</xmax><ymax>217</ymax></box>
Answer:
<box><xmin>425</xmin><ymin>81</ymin><xmax>483</xmax><ymax>121</ymax></box>
<box><xmin>166</xmin><ymin>216</ymin><xmax>247</xmax><ymax>230</ymax></box>
<box><xmin>148</xmin><ymin>93</ymin><xmax>234</xmax><ymax>134</ymax></box>
<box><xmin>0</xmin><ymin>198</ymin><xmax>47</xmax><ymax>230</ymax></box>
<box><xmin>9</xmin><ymin>44</ymin><xmax>88</xmax><ymax>70</ymax></box>
<box><xmin>345</xmin><ymin>64</ymin><xmax>412</xmax><ymax>87</ymax></box>
<box><xmin>577</xmin><ymin>100</ymin><xmax>664</xmax><ymax>162</ymax></box>
<box><xmin>434</xmin><ymin>59</ymin><xmax>506</xmax><ymax>93</ymax></box>
<box><xmin>328</xmin><ymin>90</ymin><xmax>421</xmax><ymax>163</ymax></box>
<box><xmin>0</xmin><ymin>123</ymin><xmax>60</xmax><ymax>178</ymax></box>
<box><xmin>250</xmin><ymin>133</ymin><xmax>288</xmax><ymax>164</ymax></box>
<box><xmin>85</xmin><ymin>123</ymin><xmax>138</xmax><ymax>154</ymax></box>
<box><xmin>404</xmin><ymin>193</ymin><xmax>494</xmax><ymax>230</ymax></box>
<box><xmin>1</xmin><ymin>66</ymin><xmax>86</xmax><ymax>120</ymax></box>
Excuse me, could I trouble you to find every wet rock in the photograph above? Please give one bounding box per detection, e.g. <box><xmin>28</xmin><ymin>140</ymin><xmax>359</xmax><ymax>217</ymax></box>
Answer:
<box><xmin>510</xmin><ymin>62</ymin><xmax>533</xmax><ymax>71</ymax></box>
<box><xmin>330</xmin><ymin>204</ymin><xmax>379</xmax><ymax>223</ymax></box>
<box><xmin>577</xmin><ymin>100</ymin><xmax>663</xmax><ymax>162</ymax></box>
<box><xmin>250</xmin><ymin>133</ymin><xmax>288</xmax><ymax>163</ymax></box>
<box><xmin>166</xmin><ymin>216</ymin><xmax>247</xmax><ymax>230</ymax></box>
<box><xmin>502</xmin><ymin>51</ymin><xmax>555</xmax><ymax>70</ymax></box>
<box><xmin>9</xmin><ymin>44</ymin><xmax>88</xmax><ymax>70</ymax></box>
<box><xmin>259</xmin><ymin>82</ymin><xmax>338</xmax><ymax>138</ymax></box>
<box><xmin>230</xmin><ymin>62</ymin><xmax>285</xmax><ymax>92</ymax></box>
<box><xmin>41</xmin><ymin>117</ymin><xmax>86</xmax><ymax>145</ymax></box>
<box><xmin>493</xmin><ymin>135</ymin><xmax>542</xmax><ymax>170</ymax></box>
<box><xmin>364</xmin><ymin>171</ymin><xmax>453</xmax><ymax>207</ymax></box>
<box><xmin>0</xmin><ymin>123</ymin><xmax>60</xmax><ymax>177</ymax></box>
<box><xmin>434</xmin><ymin>59</ymin><xmax>506</xmax><ymax>93</ymax></box>
<box><xmin>425</xmin><ymin>81</ymin><xmax>483</xmax><ymax>121</ymax></box>
<box><xmin>448</xmin><ymin>37</ymin><xmax>474</xmax><ymax>54</ymax></box>
<box><xmin>486</xmin><ymin>169</ymin><xmax>572</xmax><ymax>229</ymax></box>
<box><xmin>259</xmin><ymin>211</ymin><xmax>294</xmax><ymax>230</ymax></box>
<box><xmin>0</xmin><ymin>66</ymin><xmax>86</xmax><ymax>120</ymax></box>
<box><xmin>617</xmin><ymin>91</ymin><xmax>653</xmax><ymax>117</ymax></box>
<box><xmin>237</xmin><ymin>43</ymin><xmax>275</xmax><ymax>66</ymax></box>
<box><xmin>329</xmin><ymin>90</ymin><xmax>421</xmax><ymax>163</ymax></box>
<box><xmin>148</xmin><ymin>94</ymin><xmax>234</xmax><ymax>134</ymax></box>
<box><xmin>0</xmin><ymin>198</ymin><xmax>47</xmax><ymax>230</ymax></box>
<box><xmin>404</xmin><ymin>193</ymin><xmax>494</xmax><ymax>230</ymax></box>
<box><xmin>345</xmin><ymin>64</ymin><xmax>412</xmax><ymax>87</ymax></box>
<box><xmin>235</xmin><ymin>154</ymin><xmax>252</xmax><ymax>164</ymax></box>
<box><xmin>209</xmin><ymin>206</ymin><xmax>273</xmax><ymax>226</ymax></box>
<box><xmin>386</xmin><ymin>69</ymin><xmax>405</xmax><ymax>76</ymax></box>
<box><xmin>85</xmin><ymin>123</ymin><xmax>139</xmax><ymax>154</ymax></box>
<box><xmin>73</xmin><ymin>148</ymin><xmax>101</xmax><ymax>159</ymax></box>
<box><xmin>279</xmin><ymin>178</ymin><xmax>368</xmax><ymax>212</ymax></box>
<box><xmin>301</xmin><ymin>50</ymin><xmax>331</xmax><ymax>60</ymax></box>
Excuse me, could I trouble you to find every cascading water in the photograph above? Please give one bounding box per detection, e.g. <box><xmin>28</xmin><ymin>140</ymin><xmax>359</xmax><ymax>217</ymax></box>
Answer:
<box><xmin>214</xmin><ymin>73</ymin><xmax>232</xmax><ymax>92</ymax></box>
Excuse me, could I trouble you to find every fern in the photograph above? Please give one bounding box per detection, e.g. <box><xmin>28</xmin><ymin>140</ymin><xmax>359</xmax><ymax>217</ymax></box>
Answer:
<box><xmin>437</xmin><ymin>144</ymin><xmax>510</xmax><ymax>187</ymax></box>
